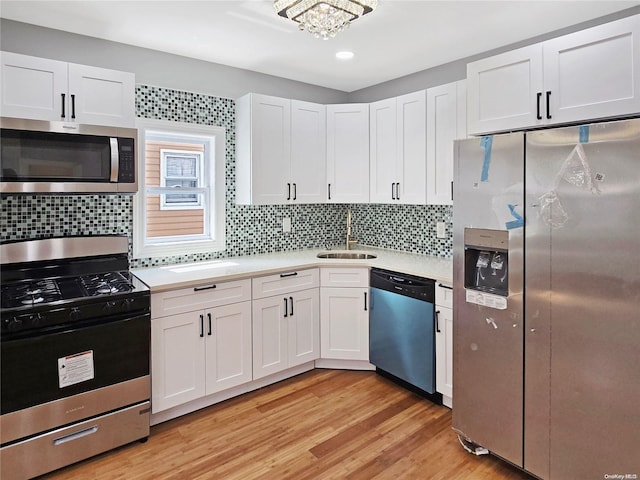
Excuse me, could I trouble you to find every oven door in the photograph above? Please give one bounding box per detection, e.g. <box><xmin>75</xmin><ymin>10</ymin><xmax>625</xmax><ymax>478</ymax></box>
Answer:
<box><xmin>1</xmin><ymin>312</ymin><xmax>150</xmax><ymax>444</ymax></box>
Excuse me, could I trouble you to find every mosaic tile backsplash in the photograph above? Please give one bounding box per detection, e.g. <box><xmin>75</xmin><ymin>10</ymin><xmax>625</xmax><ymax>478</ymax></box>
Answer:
<box><xmin>1</xmin><ymin>85</ymin><xmax>453</xmax><ymax>268</ymax></box>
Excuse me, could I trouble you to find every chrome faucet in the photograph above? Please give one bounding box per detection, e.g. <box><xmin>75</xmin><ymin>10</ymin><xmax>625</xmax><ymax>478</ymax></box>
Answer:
<box><xmin>346</xmin><ymin>209</ymin><xmax>357</xmax><ymax>250</ymax></box>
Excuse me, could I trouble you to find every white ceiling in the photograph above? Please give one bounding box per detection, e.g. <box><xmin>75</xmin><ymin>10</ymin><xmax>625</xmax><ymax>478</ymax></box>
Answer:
<box><xmin>1</xmin><ymin>0</ymin><xmax>638</xmax><ymax>92</ymax></box>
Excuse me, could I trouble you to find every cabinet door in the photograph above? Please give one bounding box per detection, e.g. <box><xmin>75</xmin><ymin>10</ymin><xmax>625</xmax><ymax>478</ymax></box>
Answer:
<box><xmin>151</xmin><ymin>312</ymin><xmax>206</xmax><ymax>413</ymax></box>
<box><xmin>326</xmin><ymin>104</ymin><xmax>369</xmax><ymax>203</ymax></box>
<box><xmin>435</xmin><ymin>306</ymin><xmax>453</xmax><ymax>400</ymax></box>
<box><xmin>252</xmin><ymin>295</ymin><xmax>288</xmax><ymax>379</ymax></box>
<box><xmin>543</xmin><ymin>15</ymin><xmax>640</xmax><ymax>125</ymax></box>
<box><xmin>320</xmin><ymin>287</ymin><xmax>369</xmax><ymax>360</ymax></box>
<box><xmin>67</xmin><ymin>63</ymin><xmax>135</xmax><ymax>127</ymax></box>
<box><xmin>369</xmin><ymin>98</ymin><xmax>398</xmax><ymax>203</ymax></box>
<box><xmin>467</xmin><ymin>44</ymin><xmax>543</xmax><ymax>135</ymax></box>
<box><xmin>1</xmin><ymin>52</ymin><xmax>67</xmax><ymax>121</ymax></box>
<box><xmin>291</xmin><ymin>100</ymin><xmax>326</xmax><ymax>203</ymax></box>
<box><xmin>205</xmin><ymin>302</ymin><xmax>252</xmax><ymax>394</ymax></box>
<box><xmin>287</xmin><ymin>288</ymin><xmax>320</xmax><ymax>367</ymax></box>
<box><xmin>426</xmin><ymin>82</ymin><xmax>458</xmax><ymax>205</ymax></box>
<box><xmin>397</xmin><ymin>90</ymin><xmax>427</xmax><ymax>205</ymax></box>
<box><xmin>242</xmin><ymin>94</ymin><xmax>291</xmax><ymax>205</ymax></box>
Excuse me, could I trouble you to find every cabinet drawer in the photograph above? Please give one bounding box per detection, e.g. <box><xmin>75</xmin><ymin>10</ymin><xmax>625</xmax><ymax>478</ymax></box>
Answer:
<box><xmin>151</xmin><ymin>279</ymin><xmax>252</xmax><ymax>318</ymax></box>
<box><xmin>436</xmin><ymin>282</ymin><xmax>453</xmax><ymax>308</ymax></box>
<box><xmin>252</xmin><ymin>268</ymin><xmax>319</xmax><ymax>299</ymax></box>
<box><xmin>320</xmin><ymin>267</ymin><xmax>369</xmax><ymax>288</ymax></box>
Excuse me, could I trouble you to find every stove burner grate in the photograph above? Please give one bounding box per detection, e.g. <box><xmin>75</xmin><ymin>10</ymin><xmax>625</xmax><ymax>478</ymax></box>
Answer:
<box><xmin>3</xmin><ymin>279</ymin><xmax>62</xmax><ymax>308</ymax></box>
<box><xmin>80</xmin><ymin>272</ymin><xmax>135</xmax><ymax>297</ymax></box>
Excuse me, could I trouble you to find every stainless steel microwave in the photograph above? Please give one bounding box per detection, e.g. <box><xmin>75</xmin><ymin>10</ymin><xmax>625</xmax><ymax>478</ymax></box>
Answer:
<box><xmin>0</xmin><ymin>117</ymin><xmax>137</xmax><ymax>194</ymax></box>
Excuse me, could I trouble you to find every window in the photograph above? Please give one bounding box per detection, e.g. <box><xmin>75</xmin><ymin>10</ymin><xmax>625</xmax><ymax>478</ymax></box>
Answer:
<box><xmin>160</xmin><ymin>149</ymin><xmax>203</xmax><ymax>209</ymax></box>
<box><xmin>133</xmin><ymin>119</ymin><xmax>225</xmax><ymax>259</ymax></box>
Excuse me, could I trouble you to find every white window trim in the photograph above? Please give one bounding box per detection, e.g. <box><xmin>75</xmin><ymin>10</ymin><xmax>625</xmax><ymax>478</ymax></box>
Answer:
<box><xmin>159</xmin><ymin>149</ymin><xmax>204</xmax><ymax>210</ymax></box>
<box><xmin>133</xmin><ymin>118</ymin><xmax>226</xmax><ymax>259</ymax></box>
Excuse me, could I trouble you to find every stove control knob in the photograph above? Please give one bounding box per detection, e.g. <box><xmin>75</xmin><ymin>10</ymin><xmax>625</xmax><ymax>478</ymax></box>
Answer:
<box><xmin>30</xmin><ymin>313</ymin><xmax>43</xmax><ymax>327</ymax></box>
<box><xmin>6</xmin><ymin>317</ymin><xmax>23</xmax><ymax>331</ymax></box>
<box><xmin>70</xmin><ymin>307</ymin><xmax>81</xmax><ymax>321</ymax></box>
<box><xmin>123</xmin><ymin>298</ymin><xmax>135</xmax><ymax>311</ymax></box>
<box><xmin>104</xmin><ymin>301</ymin><xmax>118</xmax><ymax>313</ymax></box>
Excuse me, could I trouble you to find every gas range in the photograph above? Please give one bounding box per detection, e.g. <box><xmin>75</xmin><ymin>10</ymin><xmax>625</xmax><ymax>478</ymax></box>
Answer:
<box><xmin>0</xmin><ymin>235</ymin><xmax>151</xmax><ymax>479</ymax></box>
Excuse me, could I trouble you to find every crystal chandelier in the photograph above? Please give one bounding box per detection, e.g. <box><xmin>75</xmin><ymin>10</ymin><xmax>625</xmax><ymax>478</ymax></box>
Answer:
<box><xmin>274</xmin><ymin>0</ymin><xmax>377</xmax><ymax>40</ymax></box>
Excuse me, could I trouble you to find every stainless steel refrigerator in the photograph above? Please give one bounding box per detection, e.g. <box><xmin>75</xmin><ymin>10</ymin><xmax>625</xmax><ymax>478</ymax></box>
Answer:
<box><xmin>452</xmin><ymin>118</ymin><xmax>640</xmax><ymax>479</ymax></box>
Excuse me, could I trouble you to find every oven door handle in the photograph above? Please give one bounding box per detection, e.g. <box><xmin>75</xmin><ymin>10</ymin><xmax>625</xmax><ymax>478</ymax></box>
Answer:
<box><xmin>53</xmin><ymin>425</ymin><xmax>99</xmax><ymax>446</ymax></box>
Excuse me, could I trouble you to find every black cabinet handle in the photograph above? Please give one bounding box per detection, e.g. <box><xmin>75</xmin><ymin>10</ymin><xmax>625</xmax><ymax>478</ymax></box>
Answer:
<box><xmin>396</xmin><ymin>183</ymin><xmax>400</xmax><ymax>201</ymax></box>
<box><xmin>287</xmin><ymin>183</ymin><xmax>291</xmax><ymax>200</ymax></box>
<box><xmin>199</xmin><ymin>314</ymin><xmax>204</xmax><ymax>338</ymax></box>
<box><xmin>293</xmin><ymin>183</ymin><xmax>297</xmax><ymax>201</ymax></box>
<box><xmin>328</xmin><ymin>183</ymin><xmax>331</xmax><ymax>200</ymax></box>
<box><xmin>546</xmin><ymin>91</ymin><xmax>552</xmax><ymax>119</ymax></box>
<box><xmin>289</xmin><ymin>296</ymin><xmax>294</xmax><ymax>316</ymax></box>
<box><xmin>284</xmin><ymin>298</ymin><xmax>288</xmax><ymax>317</ymax></box>
<box><xmin>364</xmin><ymin>291</ymin><xmax>368</xmax><ymax>311</ymax></box>
<box><xmin>280</xmin><ymin>272</ymin><xmax>298</xmax><ymax>278</ymax></box>
<box><xmin>207</xmin><ymin>313</ymin><xmax>212</xmax><ymax>336</ymax></box>
<box><xmin>536</xmin><ymin>92</ymin><xmax>542</xmax><ymax>120</ymax></box>
<box><xmin>61</xmin><ymin>93</ymin><xmax>66</xmax><ymax>119</ymax></box>
<box><xmin>438</xmin><ymin>283</ymin><xmax>453</xmax><ymax>290</ymax></box>
<box><xmin>435</xmin><ymin>310</ymin><xmax>441</xmax><ymax>333</ymax></box>
<box><xmin>450</xmin><ymin>181</ymin><xmax>454</xmax><ymax>201</ymax></box>
<box><xmin>391</xmin><ymin>183</ymin><xmax>396</xmax><ymax>200</ymax></box>
<box><xmin>71</xmin><ymin>94</ymin><xmax>76</xmax><ymax>119</ymax></box>
<box><xmin>194</xmin><ymin>284</ymin><xmax>216</xmax><ymax>292</ymax></box>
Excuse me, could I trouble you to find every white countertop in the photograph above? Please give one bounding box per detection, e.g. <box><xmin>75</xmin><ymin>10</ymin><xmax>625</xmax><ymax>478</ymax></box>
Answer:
<box><xmin>132</xmin><ymin>246</ymin><xmax>453</xmax><ymax>293</ymax></box>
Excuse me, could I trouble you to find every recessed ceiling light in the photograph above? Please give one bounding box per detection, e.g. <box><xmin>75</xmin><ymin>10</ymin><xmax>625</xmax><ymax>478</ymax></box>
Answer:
<box><xmin>336</xmin><ymin>51</ymin><xmax>354</xmax><ymax>60</ymax></box>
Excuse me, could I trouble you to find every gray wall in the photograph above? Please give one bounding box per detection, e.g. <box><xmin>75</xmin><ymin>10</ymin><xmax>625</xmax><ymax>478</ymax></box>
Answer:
<box><xmin>348</xmin><ymin>5</ymin><xmax>640</xmax><ymax>102</ymax></box>
<box><xmin>0</xmin><ymin>19</ymin><xmax>349</xmax><ymax>104</ymax></box>
<box><xmin>3</xmin><ymin>4</ymin><xmax>639</xmax><ymax>103</ymax></box>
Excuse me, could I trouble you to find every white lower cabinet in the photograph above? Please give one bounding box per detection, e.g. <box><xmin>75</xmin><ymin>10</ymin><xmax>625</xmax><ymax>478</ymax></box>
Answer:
<box><xmin>252</xmin><ymin>269</ymin><xmax>320</xmax><ymax>380</ymax></box>
<box><xmin>319</xmin><ymin>268</ymin><xmax>370</xmax><ymax>362</ymax></box>
<box><xmin>150</xmin><ymin>279</ymin><xmax>252</xmax><ymax>413</ymax></box>
<box><xmin>435</xmin><ymin>282</ymin><xmax>454</xmax><ymax>407</ymax></box>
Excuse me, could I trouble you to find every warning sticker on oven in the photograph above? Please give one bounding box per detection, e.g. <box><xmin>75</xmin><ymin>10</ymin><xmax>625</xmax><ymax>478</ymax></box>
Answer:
<box><xmin>58</xmin><ymin>350</ymin><xmax>95</xmax><ymax>388</ymax></box>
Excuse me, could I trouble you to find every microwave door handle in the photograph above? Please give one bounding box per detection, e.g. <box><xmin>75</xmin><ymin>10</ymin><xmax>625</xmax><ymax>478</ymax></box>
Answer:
<box><xmin>110</xmin><ymin>138</ymin><xmax>119</xmax><ymax>182</ymax></box>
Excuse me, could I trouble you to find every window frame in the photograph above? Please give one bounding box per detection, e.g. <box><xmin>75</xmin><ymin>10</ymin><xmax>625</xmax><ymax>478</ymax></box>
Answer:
<box><xmin>133</xmin><ymin>118</ymin><xmax>226</xmax><ymax>259</ymax></box>
<box><xmin>159</xmin><ymin>148</ymin><xmax>204</xmax><ymax>210</ymax></box>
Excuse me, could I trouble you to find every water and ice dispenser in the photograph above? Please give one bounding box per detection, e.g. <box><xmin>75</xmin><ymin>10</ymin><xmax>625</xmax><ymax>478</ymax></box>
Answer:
<box><xmin>464</xmin><ymin>228</ymin><xmax>509</xmax><ymax>297</ymax></box>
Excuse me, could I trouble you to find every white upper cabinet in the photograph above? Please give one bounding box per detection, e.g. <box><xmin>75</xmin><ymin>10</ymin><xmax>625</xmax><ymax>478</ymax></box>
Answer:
<box><xmin>236</xmin><ymin>93</ymin><xmax>326</xmax><ymax>205</ymax></box>
<box><xmin>467</xmin><ymin>14</ymin><xmax>640</xmax><ymax>134</ymax></box>
<box><xmin>543</xmin><ymin>14</ymin><xmax>640</xmax><ymax>125</ymax></box>
<box><xmin>236</xmin><ymin>94</ymin><xmax>291</xmax><ymax>205</ymax></box>
<box><xmin>326</xmin><ymin>103</ymin><xmax>369</xmax><ymax>203</ymax></box>
<box><xmin>1</xmin><ymin>52</ymin><xmax>135</xmax><ymax>127</ymax></box>
<box><xmin>369</xmin><ymin>97</ymin><xmax>398</xmax><ymax>203</ymax></box>
<box><xmin>467</xmin><ymin>44</ymin><xmax>544</xmax><ymax>134</ymax></box>
<box><xmin>426</xmin><ymin>80</ymin><xmax>466</xmax><ymax>205</ymax></box>
<box><xmin>291</xmin><ymin>100</ymin><xmax>327</xmax><ymax>204</ymax></box>
<box><xmin>370</xmin><ymin>91</ymin><xmax>427</xmax><ymax>204</ymax></box>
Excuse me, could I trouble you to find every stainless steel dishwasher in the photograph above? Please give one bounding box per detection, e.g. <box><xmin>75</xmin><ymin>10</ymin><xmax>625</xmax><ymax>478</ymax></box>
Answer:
<box><xmin>369</xmin><ymin>268</ymin><xmax>437</xmax><ymax>395</ymax></box>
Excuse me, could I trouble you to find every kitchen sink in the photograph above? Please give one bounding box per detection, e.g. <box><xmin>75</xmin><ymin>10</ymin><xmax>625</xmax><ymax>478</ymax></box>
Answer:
<box><xmin>316</xmin><ymin>252</ymin><xmax>377</xmax><ymax>259</ymax></box>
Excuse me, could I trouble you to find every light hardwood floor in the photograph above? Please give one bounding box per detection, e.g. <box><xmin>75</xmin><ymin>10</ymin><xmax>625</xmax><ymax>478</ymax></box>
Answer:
<box><xmin>40</xmin><ymin>370</ymin><xmax>534</xmax><ymax>480</ymax></box>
